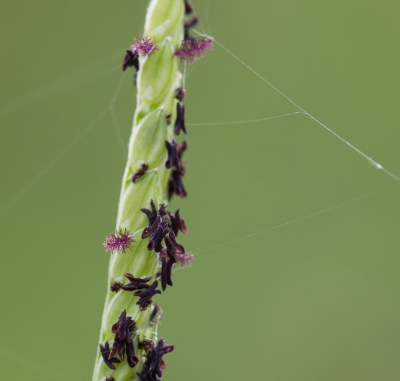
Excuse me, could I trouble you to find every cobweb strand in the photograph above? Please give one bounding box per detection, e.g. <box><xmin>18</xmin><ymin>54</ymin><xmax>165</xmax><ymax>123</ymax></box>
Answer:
<box><xmin>193</xmin><ymin>29</ymin><xmax>400</xmax><ymax>183</ymax></box>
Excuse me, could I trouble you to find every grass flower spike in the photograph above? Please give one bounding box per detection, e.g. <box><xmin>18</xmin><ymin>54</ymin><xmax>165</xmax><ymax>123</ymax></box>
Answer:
<box><xmin>93</xmin><ymin>1</ymin><xmax>212</xmax><ymax>380</ymax></box>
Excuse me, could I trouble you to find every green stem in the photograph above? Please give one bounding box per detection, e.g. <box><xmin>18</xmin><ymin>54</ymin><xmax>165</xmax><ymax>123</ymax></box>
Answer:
<box><xmin>92</xmin><ymin>1</ymin><xmax>184</xmax><ymax>380</ymax></box>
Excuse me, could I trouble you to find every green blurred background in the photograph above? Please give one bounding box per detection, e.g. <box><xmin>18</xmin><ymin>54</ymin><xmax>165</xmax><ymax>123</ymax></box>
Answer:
<box><xmin>1</xmin><ymin>0</ymin><xmax>400</xmax><ymax>380</ymax></box>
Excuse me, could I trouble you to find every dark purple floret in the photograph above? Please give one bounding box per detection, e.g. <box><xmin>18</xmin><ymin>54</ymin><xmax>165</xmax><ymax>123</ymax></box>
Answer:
<box><xmin>161</xmin><ymin>257</ymin><xmax>168</xmax><ymax>291</ymax></box>
<box><xmin>168</xmin><ymin>230</ymin><xmax>185</xmax><ymax>254</ymax></box>
<box><xmin>124</xmin><ymin>273</ymin><xmax>152</xmax><ymax>283</ymax></box>
<box><xmin>184</xmin><ymin>15</ymin><xmax>199</xmax><ymax>40</ymax></box>
<box><xmin>121</xmin><ymin>49</ymin><xmax>139</xmax><ymax>71</ymax></box>
<box><xmin>175</xmin><ymin>87</ymin><xmax>186</xmax><ymax>102</ymax></box>
<box><xmin>174</xmin><ymin>102</ymin><xmax>186</xmax><ymax>135</ymax></box>
<box><xmin>174</xmin><ymin>37</ymin><xmax>213</xmax><ymax>63</ymax></box>
<box><xmin>132</xmin><ymin>163</ymin><xmax>149</xmax><ymax>183</ymax></box>
<box><xmin>142</xmin><ymin>214</ymin><xmax>162</xmax><ymax>239</ymax></box>
<box><xmin>136</xmin><ymin>373</ymin><xmax>155</xmax><ymax>381</ymax></box>
<box><xmin>109</xmin><ymin>310</ymin><xmax>137</xmax><ymax>364</ymax></box>
<box><xmin>184</xmin><ymin>0</ymin><xmax>193</xmax><ymax>14</ymax></box>
<box><xmin>166</xmin><ymin>258</ymin><xmax>174</xmax><ymax>287</ymax></box>
<box><xmin>140</xmin><ymin>339</ymin><xmax>174</xmax><ymax>380</ymax></box>
<box><xmin>163</xmin><ymin>236</ymin><xmax>177</xmax><ymax>262</ymax></box>
<box><xmin>135</xmin><ymin>280</ymin><xmax>161</xmax><ymax>305</ymax></box>
<box><xmin>165</xmin><ymin>139</ymin><xmax>187</xmax><ymax>171</ymax></box>
<box><xmin>147</xmin><ymin>219</ymin><xmax>170</xmax><ymax>252</ymax></box>
<box><xmin>139</xmin><ymin>299</ymin><xmax>153</xmax><ymax>311</ymax></box>
<box><xmin>100</xmin><ymin>341</ymin><xmax>121</xmax><ymax>370</ymax></box>
<box><xmin>168</xmin><ymin>169</ymin><xmax>187</xmax><ymax>200</ymax></box>
<box><xmin>121</xmin><ymin>273</ymin><xmax>151</xmax><ymax>292</ymax></box>
<box><xmin>165</xmin><ymin>140</ymin><xmax>180</xmax><ymax>170</ymax></box>
<box><xmin>126</xmin><ymin>340</ymin><xmax>139</xmax><ymax>368</ymax></box>
<box><xmin>141</xmin><ymin>199</ymin><xmax>158</xmax><ymax>225</ymax></box>
<box><xmin>167</xmin><ymin>208</ymin><xmax>189</xmax><ymax>236</ymax></box>
<box><xmin>110</xmin><ymin>279</ymin><xmax>123</xmax><ymax>293</ymax></box>
<box><xmin>139</xmin><ymin>339</ymin><xmax>156</xmax><ymax>351</ymax></box>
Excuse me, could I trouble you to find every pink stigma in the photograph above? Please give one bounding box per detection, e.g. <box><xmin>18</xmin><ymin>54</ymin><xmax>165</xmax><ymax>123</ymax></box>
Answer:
<box><xmin>103</xmin><ymin>229</ymin><xmax>135</xmax><ymax>254</ymax></box>
<box><xmin>132</xmin><ymin>37</ymin><xmax>157</xmax><ymax>56</ymax></box>
<box><xmin>176</xmin><ymin>252</ymin><xmax>194</xmax><ymax>267</ymax></box>
<box><xmin>174</xmin><ymin>37</ymin><xmax>213</xmax><ymax>63</ymax></box>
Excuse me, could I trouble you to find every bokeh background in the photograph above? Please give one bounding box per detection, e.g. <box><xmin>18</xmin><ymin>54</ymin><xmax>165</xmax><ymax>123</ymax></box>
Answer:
<box><xmin>1</xmin><ymin>0</ymin><xmax>400</xmax><ymax>380</ymax></box>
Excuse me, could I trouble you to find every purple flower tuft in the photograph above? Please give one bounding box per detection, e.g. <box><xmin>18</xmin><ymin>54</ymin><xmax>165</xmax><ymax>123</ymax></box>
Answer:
<box><xmin>103</xmin><ymin>229</ymin><xmax>135</xmax><ymax>254</ymax></box>
<box><xmin>174</xmin><ymin>37</ymin><xmax>213</xmax><ymax>63</ymax></box>
<box><xmin>176</xmin><ymin>252</ymin><xmax>194</xmax><ymax>267</ymax></box>
<box><xmin>132</xmin><ymin>37</ymin><xmax>157</xmax><ymax>56</ymax></box>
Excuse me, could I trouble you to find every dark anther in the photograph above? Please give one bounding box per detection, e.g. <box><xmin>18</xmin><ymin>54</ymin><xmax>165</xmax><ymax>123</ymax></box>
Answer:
<box><xmin>168</xmin><ymin>230</ymin><xmax>185</xmax><ymax>254</ymax></box>
<box><xmin>135</xmin><ymin>280</ymin><xmax>161</xmax><ymax>306</ymax></box>
<box><xmin>167</xmin><ymin>209</ymin><xmax>188</xmax><ymax>236</ymax></box>
<box><xmin>139</xmin><ymin>339</ymin><xmax>174</xmax><ymax>380</ymax></box>
<box><xmin>165</xmin><ymin>140</ymin><xmax>178</xmax><ymax>169</ymax></box>
<box><xmin>158</xmin><ymin>204</ymin><xmax>168</xmax><ymax>217</ymax></box>
<box><xmin>121</xmin><ymin>49</ymin><xmax>139</xmax><ymax>71</ymax></box>
<box><xmin>165</xmin><ymin>139</ymin><xmax>188</xmax><ymax>200</ymax></box>
<box><xmin>161</xmin><ymin>257</ymin><xmax>175</xmax><ymax>291</ymax></box>
<box><xmin>184</xmin><ymin>0</ymin><xmax>193</xmax><ymax>14</ymax></box>
<box><xmin>166</xmin><ymin>113</ymin><xmax>172</xmax><ymax>125</ymax></box>
<box><xmin>168</xmin><ymin>168</ymin><xmax>187</xmax><ymax>200</ymax></box>
<box><xmin>126</xmin><ymin>340</ymin><xmax>139</xmax><ymax>368</ymax></box>
<box><xmin>165</xmin><ymin>140</ymin><xmax>179</xmax><ymax>170</ymax></box>
<box><xmin>105</xmin><ymin>377</ymin><xmax>115</xmax><ymax>381</ymax></box>
<box><xmin>166</xmin><ymin>258</ymin><xmax>174</xmax><ymax>287</ymax></box>
<box><xmin>125</xmin><ymin>273</ymin><xmax>152</xmax><ymax>283</ymax></box>
<box><xmin>141</xmin><ymin>200</ymin><xmax>188</xmax><ymax>258</ymax></box>
<box><xmin>141</xmin><ymin>215</ymin><xmax>160</xmax><ymax>239</ymax></box>
<box><xmin>132</xmin><ymin>163</ymin><xmax>149</xmax><ymax>183</ymax></box>
<box><xmin>147</xmin><ymin>219</ymin><xmax>170</xmax><ymax>252</ymax></box>
<box><xmin>136</xmin><ymin>373</ymin><xmax>153</xmax><ymax>381</ymax></box>
<box><xmin>184</xmin><ymin>15</ymin><xmax>199</xmax><ymax>40</ymax></box>
<box><xmin>174</xmin><ymin>102</ymin><xmax>186</xmax><ymax>135</ymax></box>
<box><xmin>163</xmin><ymin>236</ymin><xmax>177</xmax><ymax>261</ymax></box>
<box><xmin>141</xmin><ymin>200</ymin><xmax>173</xmax><ymax>252</ymax></box>
<box><xmin>175</xmin><ymin>87</ymin><xmax>186</xmax><ymax>102</ymax></box>
<box><xmin>141</xmin><ymin>199</ymin><xmax>158</xmax><ymax>226</ymax></box>
<box><xmin>161</xmin><ymin>257</ymin><xmax>168</xmax><ymax>291</ymax></box>
<box><xmin>100</xmin><ymin>341</ymin><xmax>121</xmax><ymax>370</ymax></box>
<box><xmin>165</xmin><ymin>139</ymin><xmax>187</xmax><ymax>172</ymax></box>
<box><xmin>121</xmin><ymin>273</ymin><xmax>151</xmax><ymax>292</ymax></box>
<box><xmin>110</xmin><ymin>279</ymin><xmax>123</xmax><ymax>293</ymax></box>
<box><xmin>109</xmin><ymin>310</ymin><xmax>138</xmax><ymax>367</ymax></box>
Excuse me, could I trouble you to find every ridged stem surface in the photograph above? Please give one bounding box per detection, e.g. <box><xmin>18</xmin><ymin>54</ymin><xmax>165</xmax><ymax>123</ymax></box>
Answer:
<box><xmin>93</xmin><ymin>1</ymin><xmax>184</xmax><ymax>380</ymax></box>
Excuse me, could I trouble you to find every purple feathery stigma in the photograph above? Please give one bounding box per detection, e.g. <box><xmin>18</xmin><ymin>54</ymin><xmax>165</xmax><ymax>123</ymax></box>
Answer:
<box><xmin>103</xmin><ymin>229</ymin><xmax>135</xmax><ymax>254</ymax></box>
<box><xmin>174</xmin><ymin>37</ymin><xmax>213</xmax><ymax>63</ymax></box>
